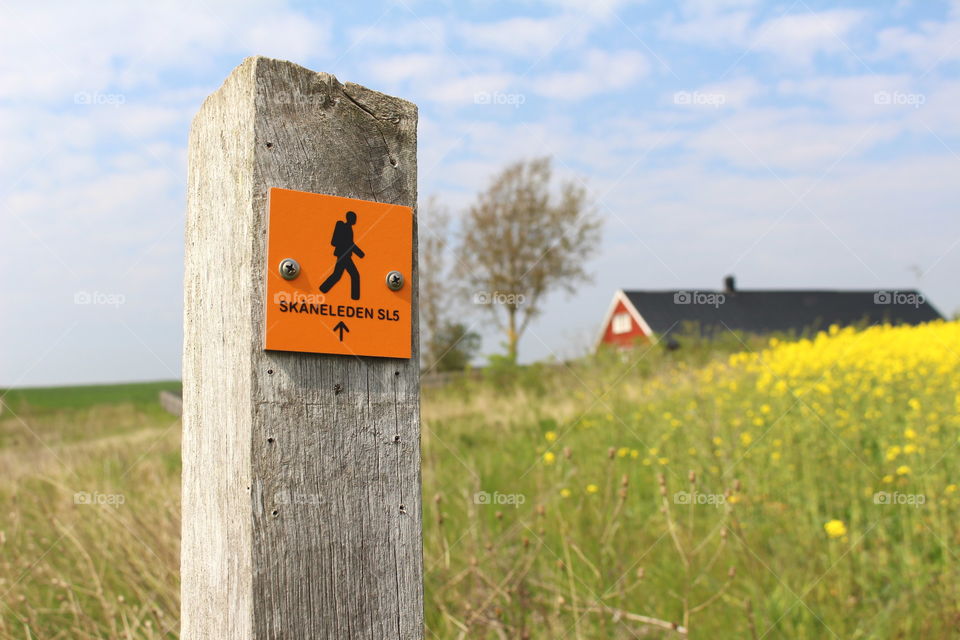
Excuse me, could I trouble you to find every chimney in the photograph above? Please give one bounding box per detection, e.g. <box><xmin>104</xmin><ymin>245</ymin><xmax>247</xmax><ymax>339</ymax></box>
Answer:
<box><xmin>723</xmin><ymin>274</ymin><xmax>736</xmax><ymax>293</ymax></box>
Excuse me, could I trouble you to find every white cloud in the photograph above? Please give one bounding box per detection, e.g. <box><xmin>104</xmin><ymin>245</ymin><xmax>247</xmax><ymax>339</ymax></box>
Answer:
<box><xmin>684</xmin><ymin>107</ymin><xmax>900</xmax><ymax>171</ymax></box>
<box><xmin>0</xmin><ymin>1</ymin><xmax>331</xmax><ymax>102</ymax></box>
<box><xmin>910</xmin><ymin>79</ymin><xmax>960</xmax><ymax>137</ymax></box>
<box><xmin>874</xmin><ymin>14</ymin><xmax>960</xmax><ymax>68</ymax></box>
<box><xmin>367</xmin><ymin>53</ymin><xmax>451</xmax><ymax>84</ymax></box>
<box><xmin>366</xmin><ymin>43</ymin><xmax>651</xmax><ymax>106</ymax></box>
<box><xmin>532</xmin><ymin>49</ymin><xmax>649</xmax><ymax>99</ymax></box>
<box><xmin>660</xmin><ymin>1</ymin><xmax>756</xmax><ymax>48</ymax></box>
<box><xmin>428</xmin><ymin>72</ymin><xmax>519</xmax><ymax>104</ymax></box>
<box><xmin>661</xmin><ymin>5</ymin><xmax>867</xmax><ymax>67</ymax></box>
<box><xmin>777</xmin><ymin>74</ymin><xmax>919</xmax><ymax>118</ymax></box>
<box><xmin>749</xmin><ymin>9</ymin><xmax>866</xmax><ymax>66</ymax></box>
<box><xmin>345</xmin><ymin>16</ymin><xmax>450</xmax><ymax>53</ymax></box>
<box><xmin>540</xmin><ymin>0</ymin><xmax>641</xmax><ymax>20</ymax></box>
<box><xmin>458</xmin><ymin>15</ymin><xmax>590</xmax><ymax>58</ymax></box>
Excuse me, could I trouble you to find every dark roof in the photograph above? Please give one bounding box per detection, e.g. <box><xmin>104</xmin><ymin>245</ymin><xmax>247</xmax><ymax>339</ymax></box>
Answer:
<box><xmin>622</xmin><ymin>289</ymin><xmax>944</xmax><ymax>337</ymax></box>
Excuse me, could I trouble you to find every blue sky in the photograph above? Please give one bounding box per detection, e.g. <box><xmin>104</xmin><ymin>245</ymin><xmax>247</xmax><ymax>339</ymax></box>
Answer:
<box><xmin>2</xmin><ymin>0</ymin><xmax>959</xmax><ymax>386</ymax></box>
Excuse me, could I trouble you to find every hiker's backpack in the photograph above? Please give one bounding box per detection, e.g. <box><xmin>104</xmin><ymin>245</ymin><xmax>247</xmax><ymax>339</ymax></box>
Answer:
<box><xmin>331</xmin><ymin>221</ymin><xmax>349</xmax><ymax>249</ymax></box>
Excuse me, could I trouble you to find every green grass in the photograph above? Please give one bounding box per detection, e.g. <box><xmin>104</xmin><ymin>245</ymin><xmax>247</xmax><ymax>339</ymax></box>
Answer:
<box><xmin>0</xmin><ymin>381</ymin><xmax>181</xmax><ymax>450</ymax></box>
<box><xmin>1</xmin><ymin>381</ymin><xmax>181</xmax><ymax>414</ymax></box>
<box><xmin>2</xmin><ymin>325</ymin><xmax>960</xmax><ymax>638</ymax></box>
<box><xmin>0</xmin><ymin>391</ymin><xmax>180</xmax><ymax>639</ymax></box>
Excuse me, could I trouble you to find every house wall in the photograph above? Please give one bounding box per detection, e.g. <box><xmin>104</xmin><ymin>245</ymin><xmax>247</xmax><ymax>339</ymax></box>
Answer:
<box><xmin>601</xmin><ymin>299</ymin><xmax>648</xmax><ymax>348</ymax></box>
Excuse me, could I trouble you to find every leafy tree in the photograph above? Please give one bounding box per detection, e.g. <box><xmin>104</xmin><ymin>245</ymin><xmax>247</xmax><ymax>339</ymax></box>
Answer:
<box><xmin>455</xmin><ymin>157</ymin><xmax>601</xmax><ymax>362</ymax></box>
<box><xmin>428</xmin><ymin>322</ymin><xmax>481</xmax><ymax>372</ymax></box>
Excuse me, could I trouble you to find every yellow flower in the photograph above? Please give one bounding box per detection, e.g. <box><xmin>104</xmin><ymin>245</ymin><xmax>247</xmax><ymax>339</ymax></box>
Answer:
<box><xmin>617</xmin><ymin>447</ymin><xmax>629</xmax><ymax>458</ymax></box>
<box><xmin>630</xmin><ymin>449</ymin><xmax>640</xmax><ymax>458</ymax></box>
<box><xmin>648</xmin><ymin>447</ymin><xmax>659</xmax><ymax>456</ymax></box>
<box><xmin>824</xmin><ymin>520</ymin><xmax>847</xmax><ymax>538</ymax></box>
<box><xmin>544</xmin><ymin>431</ymin><xmax>558</xmax><ymax>442</ymax></box>
<box><xmin>882</xmin><ymin>474</ymin><xmax>894</xmax><ymax>484</ymax></box>
<box><xmin>904</xmin><ymin>444</ymin><xmax>918</xmax><ymax>454</ymax></box>
<box><xmin>885</xmin><ymin>445</ymin><xmax>902</xmax><ymax>461</ymax></box>
<box><xmin>727</xmin><ymin>495</ymin><xmax>741</xmax><ymax>504</ymax></box>
<box><xmin>740</xmin><ymin>432</ymin><xmax>753</xmax><ymax>446</ymax></box>
<box><xmin>946</xmin><ymin>484</ymin><xmax>958</xmax><ymax>494</ymax></box>
<box><xmin>904</xmin><ymin>428</ymin><xmax>917</xmax><ymax>440</ymax></box>
<box><xmin>560</xmin><ymin>488</ymin><xmax>571</xmax><ymax>498</ymax></box>
<box><xmin>896</xmin><ymin>465</ymin><xmax>911</xmax><ymax>476</ymax></box>
<box><xmin>712</xmin><ymin>437</ymin><xmax>723</xmax><ymax>446</ymax></box>
<box><xmin>687</xmin><ymin>447</ymin><xmax>697</xmax><ymax>456</ymax></box>
<box><xmin>543</xmin><ymin>452</ymin><xmax>556</xmax><ymax>465</ymax></box>
<box><xmin>658</xmin><ymin>457</ymin><xmax>670</xmax><ymax>465</ymax></box>
<box><xmin>586</xmin><ymin>484</ymin><xmax>599</xmax><ymax>494</ymax></box>
<box><xmin>771</xmin><ymin>451</ymin><xmax>782</xmax><ymax>462</ymax></box>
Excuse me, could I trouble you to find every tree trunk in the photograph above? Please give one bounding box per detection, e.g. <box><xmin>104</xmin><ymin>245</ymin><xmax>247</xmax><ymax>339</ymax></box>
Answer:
<box><xmin>507</xmin><ymin>306</ymin><xmax>518</xmax><ymax>364</ymax></box>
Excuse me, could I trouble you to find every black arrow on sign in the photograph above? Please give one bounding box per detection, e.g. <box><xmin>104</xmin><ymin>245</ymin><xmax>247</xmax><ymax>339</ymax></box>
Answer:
<box><xmin>333</xmin><ymin>321</ymin><xmax>349</xmax><ymax>342</ymax></box>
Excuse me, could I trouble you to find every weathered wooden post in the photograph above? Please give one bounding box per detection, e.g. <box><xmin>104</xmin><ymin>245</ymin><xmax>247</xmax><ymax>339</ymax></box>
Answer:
<box><xmin>182</xmin><ymin>57</ymin><xmax>422</xmax><ymax>639</ymax></box>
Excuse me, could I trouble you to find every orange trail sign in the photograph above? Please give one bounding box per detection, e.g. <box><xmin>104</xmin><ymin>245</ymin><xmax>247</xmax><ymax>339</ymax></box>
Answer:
<box><xmin>265</xmin><ymin>187</ymin><xmax>413</xmax><ymax>358</ymax></box>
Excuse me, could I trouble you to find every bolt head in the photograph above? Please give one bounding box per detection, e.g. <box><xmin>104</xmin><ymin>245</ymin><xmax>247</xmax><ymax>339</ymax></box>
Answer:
<box><xmin>279</xmin><ymin>258</ymin><xmax>300</xmax><ymax>280</ymax></box>
<box><xmin>386</xmin><ymin>270</ymin><xmax>404</xmax><ymax>291</ymax></box>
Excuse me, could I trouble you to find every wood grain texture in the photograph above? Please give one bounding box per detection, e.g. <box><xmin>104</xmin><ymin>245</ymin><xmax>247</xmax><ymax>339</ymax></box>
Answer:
<box><xmin>182</xmin><ymin>57</ymin><xmax>422</xmax><ymax>640</ymax></box>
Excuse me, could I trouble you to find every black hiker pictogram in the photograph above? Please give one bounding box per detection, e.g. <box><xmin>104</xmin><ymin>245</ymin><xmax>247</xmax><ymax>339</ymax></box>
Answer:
<box><xmin>319</xmin><ymin>210</ymin><xmax>365</xmax><ymax>300</ymax></box>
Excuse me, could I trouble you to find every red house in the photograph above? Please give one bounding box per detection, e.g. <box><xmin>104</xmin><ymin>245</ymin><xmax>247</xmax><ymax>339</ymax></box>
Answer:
<box><xmin>596</xmin><ymin>289</ymin><xmax>652</xmax><ymax>349</ymax></box>
<box><xmin>596</xmin><ymin>276</ymin><xmax>944</xmax><ymax>350</ymax></box>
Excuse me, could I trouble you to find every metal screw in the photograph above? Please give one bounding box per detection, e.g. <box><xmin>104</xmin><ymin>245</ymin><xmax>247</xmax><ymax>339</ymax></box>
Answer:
<box><xmin>386</xmin><ymin>270</ymin><xmax>404</xmax><ymax>291</ymax></box>
<box><xmin>279</xmin><ymin>258</ymin><xmax>300</xmax><ymax>280</ymax></box>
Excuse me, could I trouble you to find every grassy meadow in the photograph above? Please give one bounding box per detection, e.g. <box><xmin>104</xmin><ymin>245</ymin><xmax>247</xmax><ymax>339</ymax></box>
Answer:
<box><xmin>2</xmin><ymin>323</ymin><xmax>960</xmax><ymax>638</ymax></box>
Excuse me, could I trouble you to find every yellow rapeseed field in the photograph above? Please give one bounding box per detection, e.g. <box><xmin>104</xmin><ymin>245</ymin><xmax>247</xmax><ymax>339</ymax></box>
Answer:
<box><xmin>424</xmin><ymin>320</ymin><xmax>960</xmax><ymax>637</ymax></box>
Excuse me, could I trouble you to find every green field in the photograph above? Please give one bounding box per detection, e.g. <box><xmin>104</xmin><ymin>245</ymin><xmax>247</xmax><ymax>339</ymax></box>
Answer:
<box><xmin>0</xmin><ymin>381</ymin><xmax>181</xmax><ymax>451</ymax></box>
<box><xmin>2</xmin><ymin>323</ymin><xmax>960</xmax><ymax>638</ymax></box>
<box><xmin>0</xmin><ymin>381</ymin><xmax>181</xmax><ymax>414</ymax></box>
